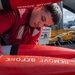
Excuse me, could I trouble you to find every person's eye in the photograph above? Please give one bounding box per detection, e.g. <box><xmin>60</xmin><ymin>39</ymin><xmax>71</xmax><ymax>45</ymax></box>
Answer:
<box><xmin>41</xmin><ymin>16</ymin><xmax>46</xmax><ymax>22</ymax></box>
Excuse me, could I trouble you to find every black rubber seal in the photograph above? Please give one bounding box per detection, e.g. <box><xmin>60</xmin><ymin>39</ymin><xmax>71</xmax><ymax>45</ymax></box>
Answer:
<box><xmin>10</xmin><ymin>44</ymin><xmax>19</xmax><ymax>55</ymax></box>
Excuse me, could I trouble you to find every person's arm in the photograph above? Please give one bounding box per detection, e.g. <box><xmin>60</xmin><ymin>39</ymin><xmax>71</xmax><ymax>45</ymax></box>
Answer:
<box><xmin>0</xmin><ymin>10</ymin><xmax>16</xmax><ymax>34</ymax></box>
<box><xmin>28</xmin><ymin>29</ymin><xmax>42</xmax><ymax>45</ymax></box>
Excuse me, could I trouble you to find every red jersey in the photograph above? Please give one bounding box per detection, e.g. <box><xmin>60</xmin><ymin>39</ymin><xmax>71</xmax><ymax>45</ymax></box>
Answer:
<box><xmin>0</xmin><ymin>8</ymin><xmax>41</xmax><ymax>45</ymax></box>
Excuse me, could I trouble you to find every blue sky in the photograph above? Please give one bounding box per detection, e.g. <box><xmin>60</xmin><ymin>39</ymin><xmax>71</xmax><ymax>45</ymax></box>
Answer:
<box><xmin>63</xmin><ymin>8</ymin><xmax>75</xmax><ymax>23</ymax></box>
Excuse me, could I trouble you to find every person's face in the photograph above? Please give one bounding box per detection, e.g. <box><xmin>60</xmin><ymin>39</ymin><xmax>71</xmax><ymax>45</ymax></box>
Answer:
<box><xmin>29</xmin><ymin>6</ymin><xmax>54</xmax><ymax>28</ymax></box>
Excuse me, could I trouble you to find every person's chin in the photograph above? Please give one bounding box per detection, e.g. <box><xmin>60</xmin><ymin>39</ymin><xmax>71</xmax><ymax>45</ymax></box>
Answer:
<box><xmin>30</xmin><ymin>23</ymin><xmax>37</xmax><ymax>27</ymax></box>
<box><xmin>30</xmin><ymin>24</ymin><xmax>35</xmax><ymax>27</ymax></box>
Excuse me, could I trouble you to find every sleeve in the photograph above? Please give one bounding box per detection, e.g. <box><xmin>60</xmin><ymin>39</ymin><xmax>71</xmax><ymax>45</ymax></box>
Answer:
<box><xmin>0</xmin><ymin>10</ymin><xmax>16</xmax><ymax>34</ymax></box>
<box><xmin>28</xmin><ymin>29</ymin><xmax>42</xmax><ymax>45</ymax></box>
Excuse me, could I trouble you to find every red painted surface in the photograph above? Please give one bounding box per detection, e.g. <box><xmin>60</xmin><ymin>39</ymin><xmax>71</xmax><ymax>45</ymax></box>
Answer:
<box><xmin>0</xmin><ymin>55</ymin><xmax>75</xmax><ymax>75</ymax></box>
<box><xmin>18</xmin><ymin>45</ymin><xmax>75</xmax><ymax>59</ymax></box>
<box><xmin>9</xmin><ymin>0</ymin><xmax>63</xmax><ymax>9</ymax></box>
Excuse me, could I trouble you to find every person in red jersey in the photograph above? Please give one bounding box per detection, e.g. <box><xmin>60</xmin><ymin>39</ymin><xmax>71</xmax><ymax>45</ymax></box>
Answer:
<box><xmin>0</xmin><ymin>3</ymin><xmax>62</xmax><ymax>45</ymax></box>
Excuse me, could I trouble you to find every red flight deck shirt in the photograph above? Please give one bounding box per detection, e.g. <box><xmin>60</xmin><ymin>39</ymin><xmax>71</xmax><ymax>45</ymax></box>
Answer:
<box><xmin>0</xmin><ymin>8</ymin><xmax>41</xmax><ymax>45</ymax></box>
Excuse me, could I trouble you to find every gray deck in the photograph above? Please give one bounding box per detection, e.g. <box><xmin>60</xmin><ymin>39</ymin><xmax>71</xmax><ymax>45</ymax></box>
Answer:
<box><xmin>48</xmin><ymin>41</ymin><xmax>75</xmax><ymax>50</ymax></box>
<box><xmin>59</xmin><ymin>43</ymin><xmax>75</xmax><ymax>49</ymax></box>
